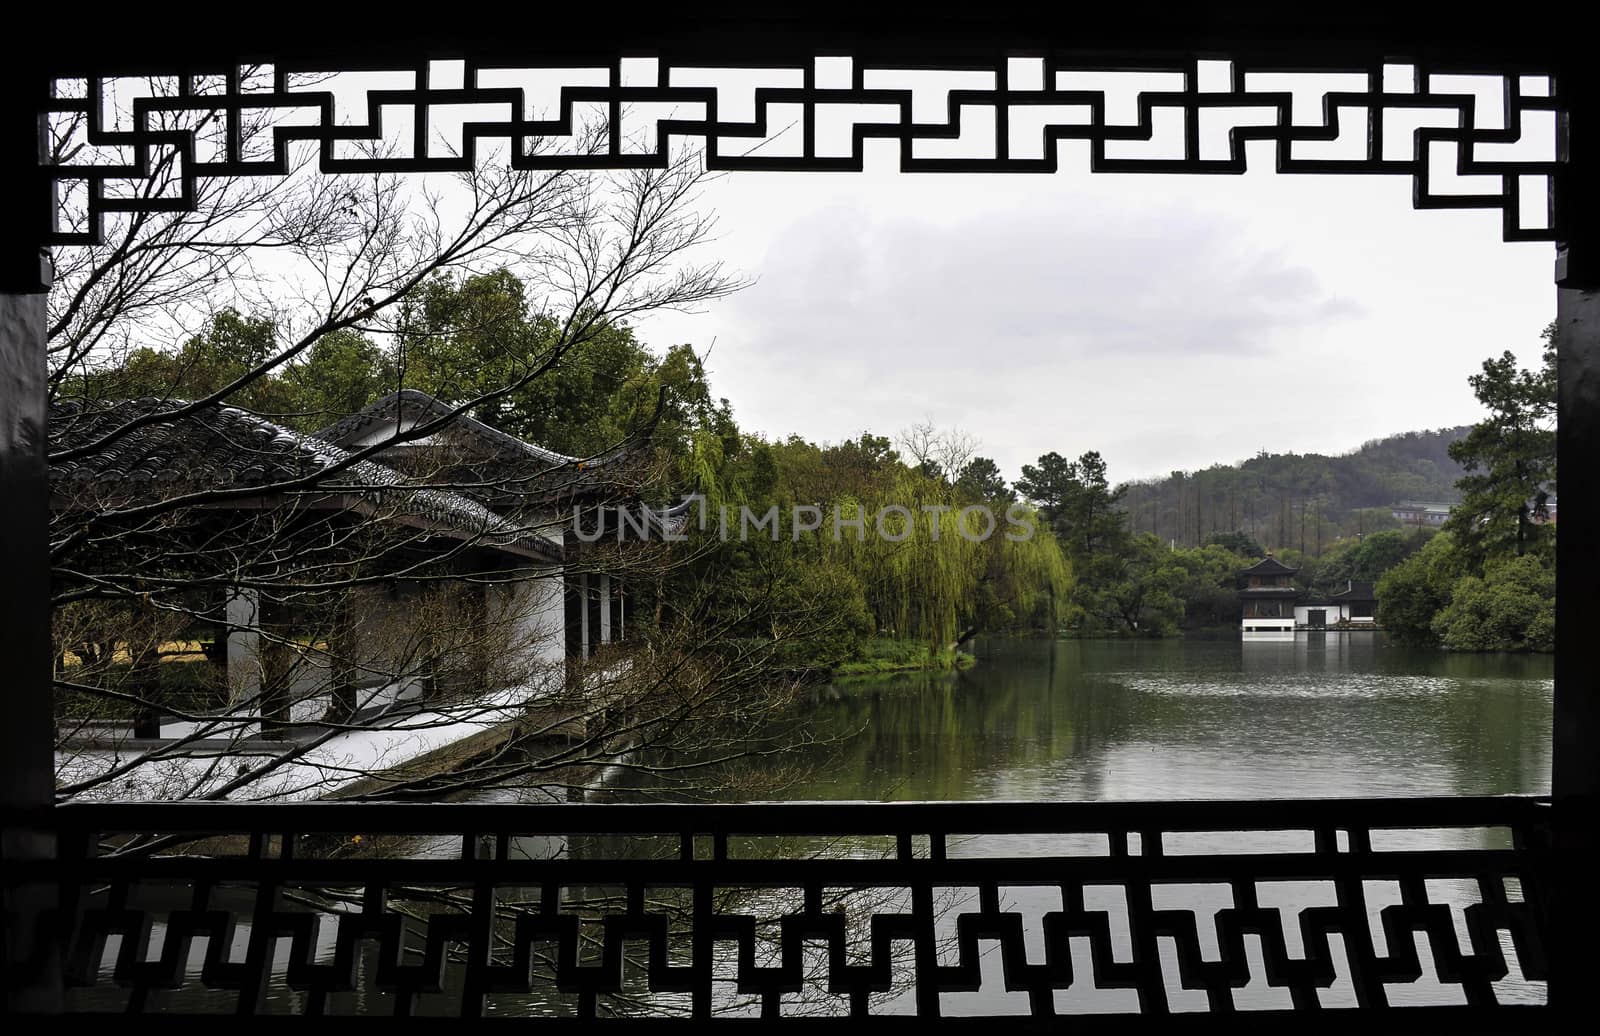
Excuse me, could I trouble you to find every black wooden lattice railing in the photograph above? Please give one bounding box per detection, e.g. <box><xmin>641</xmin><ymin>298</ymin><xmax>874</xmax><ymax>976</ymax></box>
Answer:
<box><xmin>2</xmin><ymin>797</ymin><xmax>1552</xmax><ymax>1026</ymax></box>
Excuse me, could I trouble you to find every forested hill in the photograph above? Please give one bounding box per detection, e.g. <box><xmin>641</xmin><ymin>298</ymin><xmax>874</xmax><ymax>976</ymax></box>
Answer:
<box><xmin>1117</xmin><ymin>427</ymin><xmax>1470</xmax><ymax>552</ymax></box>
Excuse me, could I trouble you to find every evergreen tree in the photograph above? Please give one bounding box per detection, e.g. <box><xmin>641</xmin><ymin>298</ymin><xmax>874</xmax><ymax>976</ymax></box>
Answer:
<box><xmin>1018</xmin><ymin>450</ymin><xmax>1135</xmax><ymax>631</ymax></box>
<box><xmin>955</xmin><ymin>456</ymin><xmax>1012</xmax><ymax>502</ymax></box>
<box><xmin>1014</xmin><ymin>451</ymin><xmax>1077</xmax><ymax>528</ymax></box>
<box><xmin>1017</xmin><ymin>450</ymin><xmax>1127</xmax><ymax>558</ymax></box>
<box><xmin>1444</xmin><ymin>324</ymin><xmax>1557</xmax><ymax>567</ymax></box>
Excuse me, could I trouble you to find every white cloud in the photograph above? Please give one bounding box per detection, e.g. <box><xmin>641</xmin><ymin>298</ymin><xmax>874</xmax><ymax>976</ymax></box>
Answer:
<box><xmin>638</xmin><ymin>163</ymin><xmax>1553</xmax><ymax>485</ymax></box>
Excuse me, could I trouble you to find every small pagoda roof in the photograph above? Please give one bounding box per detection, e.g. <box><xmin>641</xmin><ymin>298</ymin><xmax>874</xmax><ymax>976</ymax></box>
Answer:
<box><xmin>1240</xmin><ymin>553</ymin><xmax>1297</xmax><ymax>576</ymax></box>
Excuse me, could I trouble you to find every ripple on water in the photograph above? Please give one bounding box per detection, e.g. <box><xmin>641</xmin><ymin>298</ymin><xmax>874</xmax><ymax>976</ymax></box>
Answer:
<box><xmin>1112</xmin><ymin>672</ymin><xmax>1541</xmax><ymax>701</ymax></box>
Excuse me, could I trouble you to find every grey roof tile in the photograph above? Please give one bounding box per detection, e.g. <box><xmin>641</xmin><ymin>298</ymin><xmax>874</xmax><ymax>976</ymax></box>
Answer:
<box><xmin>50</xmin><ymin>398</ymin><xmax>561</xmax><ymax>562</ymax></box>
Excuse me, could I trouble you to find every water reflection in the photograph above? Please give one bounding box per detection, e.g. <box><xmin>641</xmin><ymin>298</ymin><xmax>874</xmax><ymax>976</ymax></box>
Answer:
<box><xmin>775</xmin><ymin>635</ymin><xmax>1552</xmax><ymax>803</ymax></box>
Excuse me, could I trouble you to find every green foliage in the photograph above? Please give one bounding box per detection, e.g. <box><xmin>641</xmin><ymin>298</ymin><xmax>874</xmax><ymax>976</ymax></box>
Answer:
<box><xmin>824</xmin><ymin>467</ymin><xmax>1070</xmax><ymax>648</ymax></box>
<box><xmin>70</xmin><ymin>267</ymin><xmax>1559</xmax><ymax>667</ymax></box>
<box><xmin>1350</xmin><ymin>507</ymin><xmax>1404</xmax><ymax>535</ymax></box>
<box><xmin>1093</xmin><ymin>534</ymin><xmax>1185</xmax><ymax>635</ymax></box>
<box><xmin>66</xmin><ymin>270</ymin><xmax>722</xmax><ymax>458</ymax></box>
<box><xmin>1019</xmin><ymin>450</ymin><xmax>1126</xmax><ymax>557</ymax></box>
<box><xmin>1431</xmin><ymin>554</ymin><xmax>1555</xmax><ymax>652</ymax></box>
<box><xmin>288</xmin><ymin>329</ymin><xmax>396</xmax><ymax>427</ymax></box>
<box><xmin>1017</xmin><ymin>450</ymin><xmax>1132</xmax><ymax>631</ymax></box>
<box><xmin>1376</xmin><ymin>532</ymin><xmax>1470</xmax><ymax>646</ymax></box>
<box><xmin>833</xmin><ymin>638</ymin><xmax>975</xmax><ymax>678</ymax></box>
<box><xmin>1016</xmin><ymin>449</ymin><xmax>1262</xmax><ymax>637</ymax></box>
<box><xmin>1444</xmin><ymin>324</ymin><xmax>1557</xmax><ymax>568</ymax></box>
<box><xmin>661</xmin><ymin>421</ymin><xmax>1070</xmax><ymax>673</ymax></box>
<box><xmin>1015</xmin><ymin>451</ymin><xmax>1077</xmax><ymax>528</ymax></box>
<box><xmin>1205</xmin><ymin>530</ymin><xmax>1263</xmax><ymax>558</ymax></box>
<box><xmin>396</xmin><ymin>270</ymin><xmax>656</xmax><ymax>455</ymax></box>
<box><xmin>1070</xmin><ymin>536</ymin><xmax>1250</xmax><ymax>636</ymax></box>
<box><xmin>1161</xmin><ymin>544</ymin><xmax>1255</xmax><ymax>629</ymax></box>
<box><xmin>73</xmin><ymin>310</ymin><xmax>300</xmax><ymax>417</ymax></box>
<box><xmin>1118</xmin><ymin>428</ymin><xmax>1470</xmax><ymax>552</ymax></box>
<box><xmin>1368</xmin><ymin>327</ymin><xmax>1558</xmax><ymax>651</ymax></box>
<box><xmin>956</xmin><ymin>457</ymin><xmax>1012</xmax><ymax>502</ymax></box>
<box><xmin>1300</xmin><ymin>528</ymin><xmax>1433</xmax><ymax>596</ymax></box>
<box><xmin>1343</xmin><ymin>530</ymin><xmax>1414</xmax><ymax>579</ymax></box>
<box><xmin>762</xmin><ymin>557</ymin><xmax>876</xmax><ymax>671</ymax></box>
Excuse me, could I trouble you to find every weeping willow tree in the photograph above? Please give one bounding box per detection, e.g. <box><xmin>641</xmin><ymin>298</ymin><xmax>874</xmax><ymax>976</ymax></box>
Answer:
<box><xmin>828</xmin><ymin>467</ymin><xmax>1071</xmax><ymax>649</ymax></box>
<box><xmin>679</xmin><ymin>426</ymin><xmax>732</xmax><ymax>513</ymax></box>
<box><xmin>648</xmin><ymin>420</ymin><xmax>1070</xmax><ymax>668</ymax></box>
<box><xmin>973</xmin><ymin>500</ymin><xmax>1074</xmax><ymax>640</ymax></box>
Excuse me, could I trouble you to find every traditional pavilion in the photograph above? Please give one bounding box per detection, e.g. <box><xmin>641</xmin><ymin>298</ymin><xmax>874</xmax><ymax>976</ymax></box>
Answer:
<box><xmin>1238</xmin><ymin>554</ymin><xmax>1299</xmax><ymax>635</ymax></box>
<box><xmin>49</xmin><ymin>391</ymin><xmax>670</xmax><ymax>741</ymax></box>
<box><xmin>314</xmin><ymin>390</ymin><xmax>666</xmax><ymax>665</ymax></box>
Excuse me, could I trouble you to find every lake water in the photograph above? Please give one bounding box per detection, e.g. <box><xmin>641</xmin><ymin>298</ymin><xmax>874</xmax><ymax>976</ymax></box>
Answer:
<box><xmin>772</xmin><ymin>634</ymin><xmax>1553</xmax><ymax>803</ymax></box>
<box><xmin>657</xmin><ymin>635</ymin><xmax>1553</xmax><ymax>1015</ymax></box>
<box><xmin>81</xmin><ymin>634</ymin><xmax>1553</xmax><ymax>1016</ymax></box>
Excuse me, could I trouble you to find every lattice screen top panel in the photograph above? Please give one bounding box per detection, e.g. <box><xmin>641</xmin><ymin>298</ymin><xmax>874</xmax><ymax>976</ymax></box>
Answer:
<box><xmin>40</xmin><ymin>56</ymin><xmax>1563</xmax><ymax>246</ymax></box>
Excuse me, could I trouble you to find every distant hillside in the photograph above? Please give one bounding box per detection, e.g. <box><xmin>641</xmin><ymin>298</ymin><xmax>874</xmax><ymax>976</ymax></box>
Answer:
<box><xmin>1118</xmin><ymin>427</ymin><xmax>1470</xmax><ymax>553</ymax></box>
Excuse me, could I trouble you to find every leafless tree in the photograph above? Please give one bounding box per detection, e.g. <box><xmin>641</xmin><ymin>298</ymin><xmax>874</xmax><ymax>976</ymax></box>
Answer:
<box><xmin>43</xmin><ymin>72</ymin><xmax>858</xmax><ymax>805</ymax></box>
<box><xmin>897</xmin><ymin>420</ymin><xmax>981</xmax><ymax>484</ymax></box>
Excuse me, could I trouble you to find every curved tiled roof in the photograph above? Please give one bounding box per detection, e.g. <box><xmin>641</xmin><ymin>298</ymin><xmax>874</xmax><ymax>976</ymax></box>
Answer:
<box><xmin>1240</xmin><ymin>554</ymin><xmax>1297</xmax><ymax>576</ymax></box>
<box><xmin>313</xmin><ymin>389</ymin><xmax>637</xmax><ymax>469</ymax></box>
<box><xmin>1330</xmin><ymin>580</ymin><xmax>1377</xmax><ymax>601</ymax></box>
<box><xmin>644</xmin><ymin>497</ymin><xmax>696</xmax><ymax>537</ymax></box>
<box><xmin>50</xmin><ymin>398</ymin><xmax>561</xmax><ymax>562</ymax></box>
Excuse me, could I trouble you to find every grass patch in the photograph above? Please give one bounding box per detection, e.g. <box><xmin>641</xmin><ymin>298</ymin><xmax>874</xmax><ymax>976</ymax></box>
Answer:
<box><xmin>833</xmin><ymin>638</ymin><xmax>976</xmax><ymax>678</ymax></box>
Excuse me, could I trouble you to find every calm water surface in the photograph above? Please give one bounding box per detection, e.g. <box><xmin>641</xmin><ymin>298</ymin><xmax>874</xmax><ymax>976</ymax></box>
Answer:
<box><xmin>772</xmin><ymin>634</ymin><xmax>1552</xmax><ymax>802</ymax></box>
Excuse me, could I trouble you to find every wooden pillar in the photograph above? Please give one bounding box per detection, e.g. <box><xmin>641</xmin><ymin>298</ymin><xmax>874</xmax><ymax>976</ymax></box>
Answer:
<box><xmin>1549</xmin><ymin>60</ymin><xmax>1599</xmax><ymax>1013</ymax></box>
<box><xmin>226</xmin><ymin>589</ymin><xmax>263</xmax><ymax>715</ymax></box>
<box><xmin>561</xmin><ymin>537</ymin><xmax>583</xmax><ymax>691</ymax></box>
<box><xmin>0</xmin><ymin>55</ymin><xmax>56</xmax><ymax>1010</ymax></box>
<box><xmin>580</xmin><ymin>572</ymin><xmax>591</xmax><ymax>659</ymax></box>
<box><xmin>1553</xmin><ymin>279</ymin><xmax>1599</xmax><ymax>805</ymax></box>
<box><xmin>0</xmin><ymin>281</ymin><xmax>56</xmax><ymax>1014</ymax></box>
<box><xmin>327</xmin><ymin>595</ymin><xmax>358</xmax><ymax>723</ymax></box>
<box><xmin>563</xmin><ymin>575</ymin><xmax>581</xmax><ymax>655</ymax></box>
<box><xmin>1552</xmin><ymin>275</ymin><xmax>1599</xmax><ymax>1012</ymax></box>
<box><xmin>256</xmin><ymin>595</ymin><xmax>293</xmax><ymax>736</ymax></box>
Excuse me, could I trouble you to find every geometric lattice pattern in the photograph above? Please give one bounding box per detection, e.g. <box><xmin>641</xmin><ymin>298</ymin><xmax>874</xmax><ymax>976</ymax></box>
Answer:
<box><xmin>3</xmin><ymin>797</ymin><xmax>1552</xmax><ymax>1024</ymax></box>
<box><xmin>40</xmin><ymin>57</ymin><xmax>1563</xmax><ymax>246</ymax></box>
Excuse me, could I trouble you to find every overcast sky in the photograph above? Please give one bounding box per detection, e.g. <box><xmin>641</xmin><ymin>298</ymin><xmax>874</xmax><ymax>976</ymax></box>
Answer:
<box><xmin>260</xmin><ymin>65</ymin><xmax>1557</xmax><ymax>487</ymax></box>
<box><xmin>636</xmin><ymin>160</ymin><xmax>1553</xmax><ymax>486</ymax></box>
